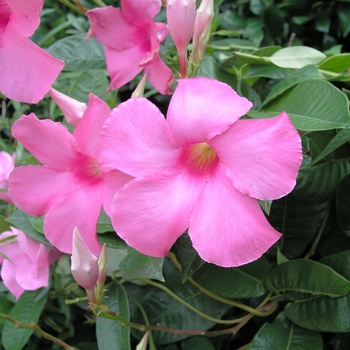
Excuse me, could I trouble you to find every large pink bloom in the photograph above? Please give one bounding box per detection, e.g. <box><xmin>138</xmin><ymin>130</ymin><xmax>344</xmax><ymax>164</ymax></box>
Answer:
<box><xmin>87</xmin><ymin>0</ymin><xmax>174</xmax><ymax>95</ymax></box>
<box><xmin>0</xmin><ymin>150</ymin><xmax>15</xmax><ymax>203</ymax></box>
<box><xmin>0</xmin><ymin>227</ymin><xmax>61</xmax><ymax>299</ymax></box>
<box><xmin>0</xmin><ymin>0</ymin><xmax>64</xmax><ymax>103</ymax></box>
<box><xmin>99</xmin><ymin>77</ymin><xmax>302</xmax><ymax>267</ymax></box>
<box><xmin>8</xmin><ymin>94</ymin><xmax>131</xmax><ymax>255</ymax></box>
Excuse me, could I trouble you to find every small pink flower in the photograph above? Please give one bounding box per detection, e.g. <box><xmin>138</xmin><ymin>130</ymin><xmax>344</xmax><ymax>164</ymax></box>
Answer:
<box><xmin>0</xmin><ymin>227</ymin><xmax>61</xmax><ymax>299</ymax></box>
<box><xmin>87</xmin><ymin>0</ymin><xmax>174</xmax><ymax>95</ymax></box>
<box><xmin>0</xmin><ymin>151</ymin><xmax>15</xmax><ymax>203</ymax></box>
<box><xmin>167</xmin><ymin>0</ymin><xmax>196</xmax><ymax>77</ymax></box>
<box><xmin>9</xmin><ymin>94</ymin><xmax>132</xmax><ymax>255</ymax></box>
<box><xmin>0</xmin><ymin>0</ymin><xmax>64</xmax><ymax>103</ymax></box>
<box><xmin>99</xmin><ymin>77</ymin><xmax>302</xmax><ymax>267</ymax></box>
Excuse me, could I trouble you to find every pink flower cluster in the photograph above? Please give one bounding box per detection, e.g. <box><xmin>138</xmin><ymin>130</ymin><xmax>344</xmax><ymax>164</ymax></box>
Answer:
<box><xmin>9</xmin><ymin>77</ymin><xmax>302</xmax><ymax>267</ymax></box>
<box><xmin>0</xmin><ymin>227</ymin><xmax>61</xmax><ymax>299</ymax></box>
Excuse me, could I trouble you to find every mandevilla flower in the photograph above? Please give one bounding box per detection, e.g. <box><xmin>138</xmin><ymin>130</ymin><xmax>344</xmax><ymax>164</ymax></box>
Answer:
<box><xmin>87</xmin><ymin>0</ymin><xmax>174</xmax><ymax>95</ymax></box>
<box><xmin>167</xmin><ymin>0</ymin><xmax>196</xmax><ymax>78</ymax></box>
<box><xmin>0</xmin><ymin>0</ymin><xmax>64</xmax><ymax>103</ymax></box>
<box><xmin>0</xmin><ymin>227</ymin><xmax>61</xmax><ymax>299</ymax></box>
<box><xmin>8</xmin><ymin>93</ymin><xmax>131</xmax><ymax>255</ymax></box>
<box><xmin>0</xmin><ymin>151</ymin><xmax>15</xmax><ymax>203</ymax></box>
<box><xmin>99</xmin><ymin>77</ymin><xmax>302</xmax><ymax>267</ymax></box>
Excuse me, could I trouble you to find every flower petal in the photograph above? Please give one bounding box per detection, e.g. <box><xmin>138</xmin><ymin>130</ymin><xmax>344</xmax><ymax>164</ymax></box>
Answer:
<box><xmin>99</xmin><ymin>98</ymin><xmax>181</xmax><ymax>177</ymax></box>
<box><xmin>49</xmin><ymin>88</ymin><xmax>87</xmax><ymax>127</ymax></box>
<box><xmin>7</xmin><ymin>0</ymin><xmax>42</xmax><ymax>37</ymax></box>
<box><xmin>102</xmin><ymin>170</ymin><xmax>133</xmax><ymax>217</ymax></box>
<box><xmin>111</xmin><ymin>172</ymin><xmax>203</xmax><ymax>257</ymax></box>
<box><xmin>189</xmin><ymin>166</ymin><xmax>281</xmax><ymax>267</ymax></box>
<box><xmin>210</xmin><ymin>111</ymin><xmax>302</xmax><ymax>200</ymax></box>
<box><xmin>12</xmin><ymin>113</ymin><xmax>78</xmax><ymax>169</ymax></box>
<box><xmin>104</xmin><ymin>45</ymin><xmax>144</xmax><ymax>90</ymax></box>
<box><xmin>87</xmin><ymin>6</ymin><xmax>139</xmax><ymax>50</ymax></box>
<box><xmin>73</xmin><ymin>94</ymin><xmax>111</xmax><ymax>158</ymax></box>
<box><xmin>121</xmin><ymin>0</ymin><xmax>161</xmax><ymax>25</ymax></box>
<box><xmin>9</xmin><ymin>166</ymin><xmax>75</xmax><ymax>216</ymax></box>
<box><xmin>0</xmin><ymin>28</ymin><xmax>64</xmax><ymax>103</ymax></box>
<box><xmin>44</xmin><ymin>185</ymin><xmax>102</xmax><ymax>255</ymax></box>
<box><xmin>1</xmin><ymin>258</ymin><xmax>26</xmax><ymax>299</ymax></box>
<box><xmin>144</xmin><ymin>54</ymin><xmax>174</xmax><ymax>95</ymax></box>
<box><xmin>167</xmin><ymin>77</ymin><xmax>252</xmax><ymax>145</ymax></box>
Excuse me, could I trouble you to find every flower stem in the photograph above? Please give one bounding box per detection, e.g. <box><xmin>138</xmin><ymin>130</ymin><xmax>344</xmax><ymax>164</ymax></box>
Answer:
<box><xmin>58</xmin><ymin>0</ymin><xmax>85</xmax><ymax>14</ymax></box>
<box><xmin>0</xmin><ymin>313</ymin><xmax>78</xmax><ymax>350</ymax></box>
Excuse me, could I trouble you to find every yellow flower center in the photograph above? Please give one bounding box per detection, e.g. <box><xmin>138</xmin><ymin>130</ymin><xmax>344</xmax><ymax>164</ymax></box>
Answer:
<box><xmin>185</xmin><ymin>142</ymin><xmax>218</xmax><ymax>173</ymax></box>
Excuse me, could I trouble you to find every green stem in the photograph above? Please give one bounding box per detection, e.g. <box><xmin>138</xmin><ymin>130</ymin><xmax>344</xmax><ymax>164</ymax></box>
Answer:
<box><xmin>131</xmin><ymin>298</ymin><xmax>156</xmax><ymax>350</ymax></box>
<box><xmin>91</xmin><ymin>0</ymin><xmax>107</xmax><ymax>7</ymax></box>
<box><xmin>168</xmin><ymin>253</ymin><xmax>273</xmax><ymax>317</ymax></box>
<box><xmin>144</xmin><ymin>279</ymin><xmax>242</xmax><ymax>325</ymax></box>
<box><xmin>58</xmin><ymin>0</ymin><xmax>85</xmax><ymax>14</ymax></box>
<box><xmin>0</xmin><ymin>313</ymin><xmax>78</xmax><ymax>350</ymax></box>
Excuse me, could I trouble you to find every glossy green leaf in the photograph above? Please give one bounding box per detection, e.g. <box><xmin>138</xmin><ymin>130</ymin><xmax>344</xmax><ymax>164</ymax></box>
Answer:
<box><xmin>261</xmin><ymin>65</ymin><xmax>324</xmax><ymax>107</ymax></box>
<box><xmin>285</xmin><ymin>294</ymin><xmax>350</xmax><ymax>332</ymax></box>
<box><xmin>320</xmin><ymin>250</ymin><xmax>350</xmax><ymax>280</ymax></box>
<box><xmin>2</xmin><ymin>289</ymin><xmax>48</xmax><ymax>350</ymax></box>
<box><xmin>262</xmin><ymin>80</ymin><xmax>350</xmax><ymax>131</ymax></box>
<box><xmin>48</xmin><ymin>34</ymin><xmax>105</xmax><ymax>70</ymax></box>
<box><xmin>266</xmin><ymin>259</ymin><xmax>350</xmax><ymax>297</ymax></box>
<box><xmin>269</xmin><ymin>46</ymin><xmax>326</xmax><ymax>68</ymax></box>
<box><xmin>192</xmin><ymin>256</ymin><xmax>272</xmax><ymax>299</ymax></box>
<box><xmin>181</xmin><ymin>337</ymin><xmax>215</xmax><ymax>350</ymax></box>
<box><xmin>96</xmin><ymin>209</ymin><xmax>114</xmax><ymax>233</ymax></box>
<box><xmin>248</xmin><ymin>313</ymin><xmax>323</xmax><ymax>349</ymax></box>
<box><xmin>318</xmin><ymin>53</ymin><xmax>350</xmax><ymax>72</ymax></box>
<box><xmin>0</xmin><ymin>215</ymin><xmax>10</xmax><ymax>232</ymax></box>
<box><xmin>7</xmin><ymin>210</ymin><xmax>50</xmax><ymax>246</ymax></box>
<box><xmin>96</xmin><ymin>282</ymin><xmax>130</xmax><ymax>350</ymax></box>
<box><xmin>335</xmin><ymin>176</ymin><xmax>350</xmax><ymax>234</ymax></box>
<box><xmin>119</xmin><ymin>247</ymin><xmax>164</xmax><ymax>282</ymax></box>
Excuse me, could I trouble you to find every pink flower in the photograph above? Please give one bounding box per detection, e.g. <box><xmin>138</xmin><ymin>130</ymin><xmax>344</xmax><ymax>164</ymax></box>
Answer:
<box><xmin>0</xmin><ymin>227</ymin><xmax>61</xmax><ymax>299</ymax></box>
<box><xmin>8</xmin><ymin>94</ymin><xmax>132</xmax><ymax>255</ymax></box>
<box><xmin>87</xmin><ymin>0</ymin><xmax>174</xmax><ymax>95</ymax></box>
<box><xmin>0</xmin><ymin>151</ymin><xmax>15</xmax><ymax>203</ymax></box>
<box><xmin>0</xmin><ymin>0</ymin><xmax>64</xmax><ymax>103</ymax></box>
<box><xmin>167</xmin><ymin>0</ymin><xmax>196</xmax><ymax>77</ymax></box>
<box><xmin>99</xmin><ymin>77</ymin><xmax>302</xmax><ymax>267</ymax></box>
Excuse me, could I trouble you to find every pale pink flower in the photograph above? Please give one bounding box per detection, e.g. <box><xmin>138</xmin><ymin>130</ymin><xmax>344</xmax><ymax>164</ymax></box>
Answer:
<box><xmin>0</xmin><ymin>0</ymin><xmax>64</xmax><ymax>103</ymax></box>
<box><xmin>0</xmin><ymin>227</ymin><xmax>61</xmax><ymax>299</ymax></box>
<box><xmin>0</xmin><ymin>151</ymin><xmax>15</xmax><ymax>203</ymax></box>
<box><xmin>99</xmin><ymin>77</ymin><xmax>302</xmax><ymax>267</ymax></box>
<box><xmin>8</xmin><ymin>94</ymin><xmax>131</xmax><ymax>255</ymax></box>
<box><xmin>87</xmin><ymin>0</ymin><xmax>174</xmax><ymax>95</ymax></box>
<box><xmin>167</xmin><ymin>0</ymin><xmax>196</xmax><ymax>77</ymax></box>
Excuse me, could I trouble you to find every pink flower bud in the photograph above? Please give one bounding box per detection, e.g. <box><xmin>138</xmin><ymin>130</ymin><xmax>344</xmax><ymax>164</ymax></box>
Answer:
<box><xmin>167</xmin><ymin>0</ymin><xmax>196</xmax><ymax>77</ymax></box>
<box><xmin>71</xmin><ymin>227</ymin><xmax>99</xmax><ymax>291</ymax></box>
<box><xmin>192</xmin><ymin>0</ymin><xmax>214</xmax><ymax>65</ymax></box>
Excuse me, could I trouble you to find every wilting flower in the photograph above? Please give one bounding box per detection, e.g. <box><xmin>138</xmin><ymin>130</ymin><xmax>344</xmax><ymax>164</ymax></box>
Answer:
<box><xmin>87</xmin><ymin>0</ymin><xmax>174</xmax><ymax>95</ymax></box>
<box><xmin>9</xmin><ymin>94</ymin><xmax>131</xmax><ymax>255</ymax></box>
<box><xmin>167</xmin><ymin>0</ymin><xmax>196</xmax><ymax>78</ymax></box>
<box><xmin>0</xmin><ymin>227</ymin><xmax>61</xmax><ymax>299</ymax></box>
<box><xmin>99</xmin><ymin>77</ymin><xmax>302</xmax><ymax>267</ymax></box>
<box><xmin>0</xmin><ymin>0</ymin><xmax>64</xmax><ymax>103</ymax></box>
<box><xmin>0</xmin><ymin>151</ymin><xmax>15</xmax><ymax>203</ymax></box>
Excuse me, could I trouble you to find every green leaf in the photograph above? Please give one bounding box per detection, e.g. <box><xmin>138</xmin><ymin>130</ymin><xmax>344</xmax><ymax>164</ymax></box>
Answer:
<box><xmin>97</xmin><ymin>209</ymin><xmax>114</xmax><ymax>233</ymax></box>
<box><xmin>318</xmin><ymin>53</ymin><xmax>350</xmax><ymax>72</ymax></box>
<box><xmin>192</xmin><ymin>256</ymin><xmax>272</xmax><ymax>299</ymax></box>
<box><xmin>248</xmin><ymin>312</ymin><xmax>323</xmax><ymax>350</ymax></box>
<box><xmin>262</xmin><ymin>80</ymin><xmax>350</xmax><ymax>131</ymax></box>
<box><xmin>119</xmin><ymin>247</ymin><xmax>164</xmax><ymax>282</ymax></box>
<box><xmin>48</xmin><ymin>34</ymin><xmax>106</xmax><ymax>70</ymax></box>
<box><xmin>320</xmin><ymin>250</ymin><xmax>350</xmax><ymax>280</ymax></box>
<box><xmin>306</xmin><ymin>129</ymin><xmax>350</xmax><ymax>166</ymax></box>
<box><xmin>0</xmin><ymin>215</ymin><xmax>10</xmax><ymax>232</ymax></box>
<box><xmin>269</xmin><ymin>46</ymin><xmax>326</xmax><ymax>69</ymax></box>
<box><xmin>7</xmin><ymin>210</ymin><xmax>50</xmax><ymax>246</ymax></box>
<box><xmin>334</xmin><ymin>176</ymin><xmax>350</xmax><ymax>234</ymax></box>
<box><xmin>96</xmin><ymin>282</ymin><xmax>130</xmax><ymax>350</ymax></box>
<box><xmin>261</xmin><ymin>65</ymin><xmax>324</xmax><ymax>107</ymax></box>
<box><xmin>2</xmin><ymin>289</ymin><xmax>48</xmax><ymax>350</ymax></box>
<box><xmin>265</xmin><ymin>259</ymin><xmax>350</xmax><ymax>298</ymax></box>
<box><xmin>181</xmin><ymin>337</ymin><xmax>215</xmax><ymax>350</ymax></box>
<box><xmin>285</xmin><ymin>294</ymin><xmax>350</xmax><ymax>332</ymax></box>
